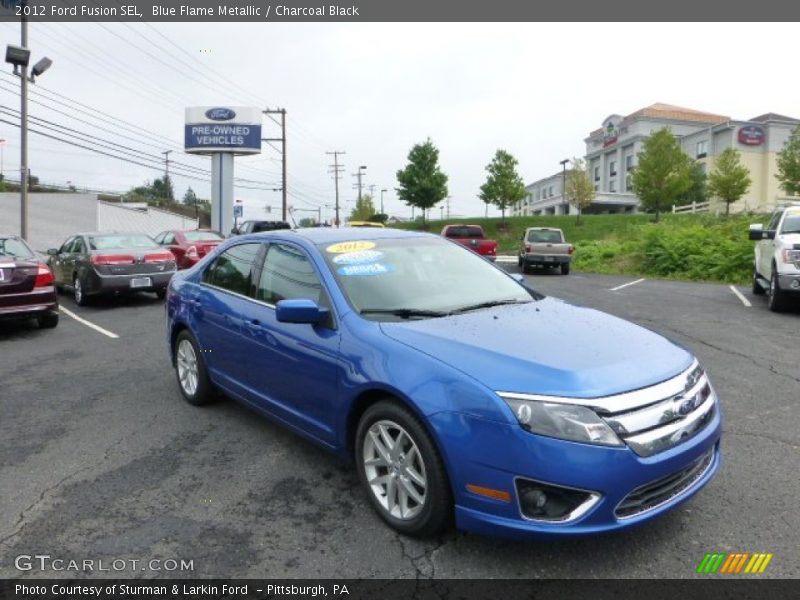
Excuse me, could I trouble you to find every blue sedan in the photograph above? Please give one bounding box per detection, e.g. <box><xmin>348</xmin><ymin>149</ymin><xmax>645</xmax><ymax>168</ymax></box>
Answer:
<box><xmin>165</xmin><ymin>228</ymin><xmax>721</xmax><ymax>539</ymax></box>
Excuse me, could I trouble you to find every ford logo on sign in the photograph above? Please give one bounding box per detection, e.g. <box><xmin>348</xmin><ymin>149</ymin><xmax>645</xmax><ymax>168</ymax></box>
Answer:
<box><xmin>205</xmin><ymin>107</ymin><xmax>236</xmax><ymax>121</ymax></box>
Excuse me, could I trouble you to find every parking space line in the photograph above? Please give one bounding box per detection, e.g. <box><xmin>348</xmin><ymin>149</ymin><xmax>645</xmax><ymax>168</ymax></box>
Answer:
<box><xmin>59</xmin><ymin>307</ymin><xmax>119</xmax><ymax>339</ymax></box>
<box><xmin>729</xmin><ymin>285</ymin><xmax>752</xmax><ymax>308</ymax></box>
<box><xmin>609</xmin><ymin>278</ymin><xmax>646</xmax><ymax>292</ymax></box>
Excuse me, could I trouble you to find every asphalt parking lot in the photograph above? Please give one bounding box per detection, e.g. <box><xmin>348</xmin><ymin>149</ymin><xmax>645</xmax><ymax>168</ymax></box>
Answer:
<box><xmin>1</xmin><ymin>268</ymin><xmax>798</xmax><ymax>579</ymax></box>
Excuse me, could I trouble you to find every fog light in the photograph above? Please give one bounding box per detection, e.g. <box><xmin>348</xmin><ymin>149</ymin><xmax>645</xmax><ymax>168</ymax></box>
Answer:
<box><xmin>516</xmin><ymin>478</ymin><xmax>600</xmax><ymax>522</ymax></box>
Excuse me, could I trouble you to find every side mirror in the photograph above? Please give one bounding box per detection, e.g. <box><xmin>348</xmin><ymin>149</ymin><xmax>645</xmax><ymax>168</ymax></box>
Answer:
<box><xmin>46</xmin><ymin>248</ymin><xmax>58</xmax><ymax>256</ymax></box>
<box><xmin>765</xmin><ymin>230</ymin><xmax>776</xmax><ymax>240</ymax></box>
<box><xmin>510</xmin><ymin>273</ymin><xmax>525</xmax><ymax>284</ymax></box>
<box><xmin>276</xmin><ymin>298</ymin><xmax>329</xmax><ymax>325</ymax></box>
<box><xmin>748</xmin><ymin>224</ymin><xmax>764</xmax><ymax>241</ymax></box>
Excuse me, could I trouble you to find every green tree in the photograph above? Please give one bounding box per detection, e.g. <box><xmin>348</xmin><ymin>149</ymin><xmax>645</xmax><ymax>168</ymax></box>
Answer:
<box><xmin>631</xmin><ymin>128</ymin><xmax>693</xmax><ymax>222</ymax></box>
<box><xmin>478</xmin><ymin>149</ymin><xmax>526</xmax><ymax>226</ymax></box>
<box><xmin>152</xmin><ymin>175</ymin><xmax>175</xmax><ymax>204</ymax></box>
<box><xmin>565</xmin><ymin>157</ymin><xmax>595</xmax><ymax>225</ymax></box>
<box><xmin>675</xmin><ymin>162</ymin><xmax>708</xmax><ymax>207</ymax></box>
<box><xmin>707</xmin><ymin>148</ymin><xmax>752</xmax><ymax>216</ymax></box>
<box><xmin>298</xmin><ymin>217</ymin><xmax>317</xmax><ymax>228</ymax></box>
<box><xmin>350</xmin><ymin>193</ymin><xmax>376</xmax><ymax>221</ymax></box>
<box><xmin>396</xmin><ymin>138</ymin><xmax>449</xmax><ymax>226</ymax></box>
<box><xmin>368</xmin><ymin>213</ymin><xmax>389</xmax><ymax>223</ymax></box>
<box><xmin>776</xmin><ymin>124</ymin><xmax>800</xmax><ymax>195</ymax></box>
<box><xmin>183</xmin><ymin>186</ymin><xmax>198</xmax><ymax>206</ymax></box>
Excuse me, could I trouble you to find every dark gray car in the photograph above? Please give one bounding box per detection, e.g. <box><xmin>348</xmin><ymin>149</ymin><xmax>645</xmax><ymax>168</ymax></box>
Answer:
<box><xmin>47</xmin><ymin>233</ymin><xmax>177</xmax><ymax>306</ymax></box>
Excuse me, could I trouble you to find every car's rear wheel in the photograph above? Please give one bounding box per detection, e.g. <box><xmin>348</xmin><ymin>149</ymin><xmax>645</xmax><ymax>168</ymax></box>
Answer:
<box><xmin>174</xmin><ymin>330</ymin><xmax>214</xmax><ymax>405</ymax></box>
<box><xmin>752</xmin><ymin>267</ymin><xmax>765</xmax><ymax>295</ymax></box>
<box><xmin>768</xmin><ymin>269</ymin><xmax>788</xmax><ymax>312</ymax></box>
<box><xmin>561</xmin><ymin>263</ymin><xmax>570</xmax><ymax>275</ymax></box>
<box><xmin>356</xmin><ymin>400</ymin><xmax>451</xmax><ymax>537</ymax></box>
<box><xmin>73</xmin><ymin>275</ymin><xmax>88</xmax><ymax>306</ymax></box>
<box><xmin>37</xmin><ymin>311</ymin><xmax>59</xmax><ymax>329</ymax></box>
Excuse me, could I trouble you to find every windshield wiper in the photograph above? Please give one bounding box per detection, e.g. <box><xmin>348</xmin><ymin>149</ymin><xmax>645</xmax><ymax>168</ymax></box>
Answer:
<box><xmin>451</xmin><ymin>299</ymin><xmax>530</xmax><ymax>314</ymax></box>
<box><xmin>360</xmin><ymin>308</ymin><xmax>451</xmax><ymax>319</ymax></box>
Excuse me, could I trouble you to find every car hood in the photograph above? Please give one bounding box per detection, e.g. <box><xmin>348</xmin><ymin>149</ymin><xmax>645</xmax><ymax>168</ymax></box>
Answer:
<box><xmin>379</xmin><ymin>298</ymin><xmax>693</xmax><ymax>399</ymax></box>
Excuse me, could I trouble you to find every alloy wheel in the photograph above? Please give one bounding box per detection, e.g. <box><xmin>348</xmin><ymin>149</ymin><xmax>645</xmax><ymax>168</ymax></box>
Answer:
<box><xmin>176</xmin><ymin>339</ymin><xmax>199</xmax><ymax>396</ymax></box>
<box><xmin>363</xmin><ymin>420</ymin><xmax>427</xmax><ymax>520</ymax></box>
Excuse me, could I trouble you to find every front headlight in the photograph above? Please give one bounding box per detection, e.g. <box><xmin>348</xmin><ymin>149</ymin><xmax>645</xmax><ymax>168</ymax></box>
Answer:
<box><xmin>501</xmin><ymin>397</ymin><xmax>623</xmax><ymax>447</ymax></box>
<box><xmin>781</xmin><ymin>248</ymin><xmax>800</xmax><ymax>264</ymax></box>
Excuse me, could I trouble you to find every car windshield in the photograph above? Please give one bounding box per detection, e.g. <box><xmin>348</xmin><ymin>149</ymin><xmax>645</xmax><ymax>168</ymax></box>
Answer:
<box><xmin>320</xmin><ymin>236</ymin><xmax>533</xmax><ymax>320</ymax></box>
<box><xmin>0</xmin><ymin>237</ymin><xmax>34</xmax><ymax>259</ymax></box>
<box><xmin>184</xmin><ymin>231</ymin><xmax>224</xmax><ymax>242</ymax></box>
<box><xmin>782</xmin><ymin>213</ymin><xmax>800</xmax><ymax>234</ymax></box>
<box><xmin>527</xmin><ymin>230</ymin><xmax>563</xmax><ymax>243</ymax></box>
<box><xmin>88</xmin><ymin>234</ymin><xmax>158</xmax><ymax>250</ymax></box>
<box><xmin>446</xmin><ymin>226</ymin><xmax>483</xmax><ymax>238</ymax></box>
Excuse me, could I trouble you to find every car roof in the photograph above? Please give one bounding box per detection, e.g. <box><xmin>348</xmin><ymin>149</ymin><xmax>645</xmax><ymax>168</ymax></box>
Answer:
<box><xmin>240</xmin><ymin>226</ymin><xmax>431</xmax><ymax>245</ymax></box>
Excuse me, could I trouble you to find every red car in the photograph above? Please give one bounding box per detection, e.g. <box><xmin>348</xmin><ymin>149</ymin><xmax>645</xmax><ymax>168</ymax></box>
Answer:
<box><xmin>0</xmin><ymin>234</ymin><xmax>59</xmax><ymax>328</ymax></box>
<box><xmin>154</xmin><ymin>229</ymin><xmax>224</xmax><ymax>269</ymax></box>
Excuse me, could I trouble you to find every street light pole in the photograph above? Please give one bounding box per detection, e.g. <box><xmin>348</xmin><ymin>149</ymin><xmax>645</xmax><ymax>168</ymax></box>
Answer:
<box><xmin>560</xmin><ymin>158</ymin><xmax>569</xmax><ymax>215</ymax></box>
<box><xmin>380</xmin><ymin>188</ymin><xmax>386</xmax><ymax>214</ymax></box>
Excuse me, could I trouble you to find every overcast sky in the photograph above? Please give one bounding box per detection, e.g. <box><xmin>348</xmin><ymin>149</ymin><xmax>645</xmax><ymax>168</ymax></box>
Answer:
<box><xmin>1</xmin><ymin>22</ymin><xmax>799</xmax><ymax>223</ymax></box>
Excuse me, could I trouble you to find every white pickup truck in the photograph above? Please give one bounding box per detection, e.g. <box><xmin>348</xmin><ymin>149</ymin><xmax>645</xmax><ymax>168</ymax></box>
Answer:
<box><xmin>749</xmin><ymin>204</ymin><xmax>800</xmax><ymax>312</ymax></box>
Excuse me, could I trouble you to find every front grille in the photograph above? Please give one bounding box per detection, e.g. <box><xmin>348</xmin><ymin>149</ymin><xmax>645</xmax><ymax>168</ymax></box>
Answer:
<box><xmin>616</xmin><ymin>449</ymin><xmax>714</xmax><ymax>518</ymax></box>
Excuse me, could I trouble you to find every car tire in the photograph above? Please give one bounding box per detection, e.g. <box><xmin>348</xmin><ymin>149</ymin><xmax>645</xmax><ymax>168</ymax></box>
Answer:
<box><xmin>155</xmin><ymin>289</ymin><xmax>167</xmax><ymax>300</ymax></box>
<box><xmin>767</xmin><ymin>268</ymin><xmax>788</xmax><ymax>312</ymax></box>
<box><xmin>561</xmin><ymin>263</ymin><xmax>570</xmax><ymax>275</ymax></box>
<box><xmin>355</xmin><ymin>400</ymin><xmax>452</xmax><ymax>538</ymax></box>
<box><xmin>37</xmin><ymin>311</ymin><xmax>59</xmax><ymax>329</ymax></box>
<box><xmin>517</xmin><ymin>255</ymin><xmax>523</xmax><ymax>268</ymax></box>
<box><xmin>73</xmin><ymin>274</ymin><xmax>88</xmax><ymax>307</ymax></box>
<box><xmin>174</xmin><ymin>330</ymin><xmax>215</xmax><ymax>406</ymax></box>
<box><xmin>752</xmin><ymin>267</ymin><xmax>765</xmax><ymax>296</ymax></box>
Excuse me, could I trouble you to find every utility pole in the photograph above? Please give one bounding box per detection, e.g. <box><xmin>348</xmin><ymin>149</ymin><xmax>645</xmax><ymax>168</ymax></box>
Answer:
<box><xmin>20</xmin><ymin>17</ymin><xmax>28</xmax><ymax>239</ymax></box>
<box><xmin>162</xmin><ymin>150</ymin><xmax>172</xmax><ymax>199</ymax></box>
<box><xmin>263</xmin><ymin>108</ymin><xmax>287</xmax><ymax>221</ymax></box>
<box><xmin>380</xmin><ymin>188</ymin><xmax>387</xmax><ymax>214</ymax></box>
<box><xmin>446</xmin><ymin>195</ymin><xmax>451</xmax><ymax>220</ymax></box>
<box><xmin>366</xmin><ymin>184</ymin><xmax>377</xmax><ymax>200</ymax></box>
<box><xmin>326</xmin><ymin>150</ymin><xmax>345</xmax><ymax>227</ymax></box>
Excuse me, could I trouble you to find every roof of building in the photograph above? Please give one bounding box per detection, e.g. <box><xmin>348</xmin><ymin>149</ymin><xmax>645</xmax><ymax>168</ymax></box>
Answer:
<box><xmin>525</xmin><ymin>172</ymin><xmax>562</xmax><ymax>188</ymax></box>
<box><xmin>591</xmin><ymin>103</ymin><xmax>730</xmax><ymax>135</ymax></box>
<box><xmin>748</xmin><ymin>112</ymin><xmax>800</xmax><ymax>124</ymax></box>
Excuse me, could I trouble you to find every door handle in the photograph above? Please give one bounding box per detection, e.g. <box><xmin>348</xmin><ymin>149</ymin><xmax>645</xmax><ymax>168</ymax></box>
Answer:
<box><xmin>248</xmin><ymin>319</ymin><xmax>264</xmax><ymax>332</ymax></box>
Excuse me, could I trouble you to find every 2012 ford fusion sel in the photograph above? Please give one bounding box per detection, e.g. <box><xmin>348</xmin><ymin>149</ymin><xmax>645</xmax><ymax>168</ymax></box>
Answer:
<box><xmin>165</xmin><ymin>228</ymin><xmax>721</xmax><ymax>538</ymax></box>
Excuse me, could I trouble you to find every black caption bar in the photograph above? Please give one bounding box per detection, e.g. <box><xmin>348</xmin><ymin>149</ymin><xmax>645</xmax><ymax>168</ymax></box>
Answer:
<box><xmin>1</xmin><ymin>580</ymin><xmax>798</xmax><ymax>600</ymax></box>
<box><xmin>0</xmin><ymin>0</ymin><xmax>799</xmax><ymax>22</ymax></box>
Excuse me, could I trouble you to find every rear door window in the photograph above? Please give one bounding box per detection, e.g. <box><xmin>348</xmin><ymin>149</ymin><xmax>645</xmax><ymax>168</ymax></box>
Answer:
<box><xmin>202</xmin><ymin>243</ymin><xmax>261</xmax><ymax>296</ymax></box>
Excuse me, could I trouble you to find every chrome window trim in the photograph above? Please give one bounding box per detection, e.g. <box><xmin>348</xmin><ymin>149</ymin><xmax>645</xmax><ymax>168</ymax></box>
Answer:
<box><xmin>496</xmin><ymin>359</ymin><xmax>700</xmax><ymax>415</ymax></box>
<box><xmin>513</xmin><ymin>476</ymin><xmax>602</xmax><ymax>524</ymax></box>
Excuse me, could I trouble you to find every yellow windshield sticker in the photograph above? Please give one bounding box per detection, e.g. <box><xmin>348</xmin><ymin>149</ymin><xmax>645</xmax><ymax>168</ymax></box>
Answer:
<box><xmin>326</xmin><ymin>241</ymin><xmax>377</xmax><ymax>253</ymax></box>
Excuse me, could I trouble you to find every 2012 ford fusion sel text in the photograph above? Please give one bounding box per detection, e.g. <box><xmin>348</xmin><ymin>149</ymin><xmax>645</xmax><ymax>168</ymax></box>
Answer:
<box><xmin>165</xmin><ymin>228</ymin><xmax>721</xmax><ymax>539</ymax></box>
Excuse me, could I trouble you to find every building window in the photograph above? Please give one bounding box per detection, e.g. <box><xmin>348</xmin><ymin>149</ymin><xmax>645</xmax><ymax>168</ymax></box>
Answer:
<box><xmin>609</xmin><ymin>180</ymin><xmax>616</xmax><ymax>193</ymax></box>
<box><xmin>548</xmin><ymin>186</ymin><xmax>554</xmax><ymax>197</ymax></box>
<box><xmin>609</xmin><ymin>161</ymin><xmax>617</xmax><ymax>177</ymax></box>
<box><xmin>625</xmin><ymin>155</ymin><xmax>634</xmax><ymax>171</ymax></box>
<box><xmin>625</xmin><ymin>175</ymin><xmax>632</xmax><ymax>192</ymax></box>
<box><xmin>594</xmin><ymin>183</ymin><xmax>599</xmax><ymax>191</ymax></box>
<box><xmin>594</xmin><ymin>166</ymin><xmax>600</xmax><ymax>182</ymax></box>
<box><xmin>696</xmin><ymin>140</ymin><xmax>708</xmax><ymax>159</ymax></box>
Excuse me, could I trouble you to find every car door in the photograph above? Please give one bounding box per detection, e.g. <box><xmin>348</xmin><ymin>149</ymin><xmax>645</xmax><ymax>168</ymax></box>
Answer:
<box><xmin>237</xmin><ymin>241</ymin><xmax>341</xmax><ymax>444</ymax></box>
<box><xmin>51</xmin><ymin>236</ymin><xmax>75</xmax><ymax>284</ymax></box>
<box><xmin>195</xmin><ymin>242</ymin><xmax>262</xmax><ymax>398</ymax></box>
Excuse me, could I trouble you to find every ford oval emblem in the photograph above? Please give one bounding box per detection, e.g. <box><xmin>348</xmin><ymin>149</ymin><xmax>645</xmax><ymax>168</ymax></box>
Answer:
<box><xmin>205</xmin><ymin>107</ymin><xmax>236</xmax><ymax>121</ymax></box>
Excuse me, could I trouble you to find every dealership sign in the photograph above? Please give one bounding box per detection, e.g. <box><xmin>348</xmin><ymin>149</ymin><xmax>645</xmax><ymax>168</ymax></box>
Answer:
<box><xmin>738</xmin><ymin>125</ymin><xmax>765</xmax><ymax>146</ymax></box>
<box><xmin>185</xmin><ymin>106</ymin><xmax>262</xmax><ymax>154</ymax></box>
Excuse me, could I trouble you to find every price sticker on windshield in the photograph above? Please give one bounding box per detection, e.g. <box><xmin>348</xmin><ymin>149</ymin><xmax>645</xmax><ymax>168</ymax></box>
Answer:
<box><xmin>326</xmin><ymin>241</ymin><xmax>376</xmax><ymax>253</ymax></box>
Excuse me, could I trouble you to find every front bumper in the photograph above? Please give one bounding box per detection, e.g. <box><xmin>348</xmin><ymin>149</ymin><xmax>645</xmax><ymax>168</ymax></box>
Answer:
<box><xmin>777</xmin><ymin>272</ymin><xmax>800</xmax><ymax>294</ymax></box>
<box><xmin>428</xmin><ymin>404</ymin><xmax>722</xmax><ymax>539</ymax></box>
<box><xmin>84</xmin><ymin>269</ymin><xmax>175</xmax><ymax>295</ymax></box>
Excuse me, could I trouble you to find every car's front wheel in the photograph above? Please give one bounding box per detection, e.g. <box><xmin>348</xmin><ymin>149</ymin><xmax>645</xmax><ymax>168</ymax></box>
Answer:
<box><xmin>356</xmin><ymin>400</ymin><xmax>451</xmax><ymax>537</ymax></box>
<box><xmin>768</xmin><ymin>269</ymin><xmax>788</xmax><ymax>312</ymax></box>
<box><xmin>174</xmin><ymin>330</ymin><xmax>214</xmax><ymax>405</ymax></box>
